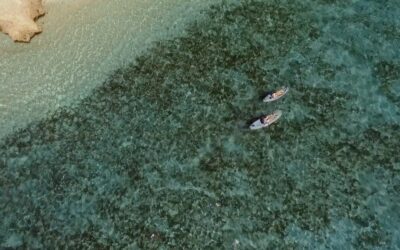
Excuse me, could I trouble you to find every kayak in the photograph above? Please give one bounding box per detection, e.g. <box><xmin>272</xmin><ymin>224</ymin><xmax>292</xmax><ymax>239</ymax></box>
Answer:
<box><xmin>263</xmin><ymin>86</ymin><xmax>289</xmax><ymax>102</ymax></box>
<box><xmin>249</xmin><ymin>110</ymin><xmax>282</xmax><ymax>130</ymax></box>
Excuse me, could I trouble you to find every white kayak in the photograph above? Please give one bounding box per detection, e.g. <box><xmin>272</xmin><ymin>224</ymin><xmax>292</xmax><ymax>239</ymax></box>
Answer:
<box><xmin>249</xmin><ymin>110</ymin><xmax>282</xmax><ymax>130</ymax></box>
<box><xmin>263</xmin><ymin>86</ymin><xmax>289</xmax><ymax>102</ymax></box>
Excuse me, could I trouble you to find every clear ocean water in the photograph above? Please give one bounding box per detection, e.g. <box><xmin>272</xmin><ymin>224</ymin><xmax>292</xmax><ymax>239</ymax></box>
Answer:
<box><xmin>1</xmin><ymin>0</ymin><xmax>399</xmax><ymax>248</ymax></box>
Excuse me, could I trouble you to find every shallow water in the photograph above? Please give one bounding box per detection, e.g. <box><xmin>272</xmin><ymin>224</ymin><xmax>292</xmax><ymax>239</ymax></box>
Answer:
<box><xmin>1</xmin><ymin>0</ymin><xmax>400</xmax><ymax>248</ymax></box>
<box><xmin>0</xmin><ymin>0</ymin><xmax>218</xmax><ymax>139</ymax></box>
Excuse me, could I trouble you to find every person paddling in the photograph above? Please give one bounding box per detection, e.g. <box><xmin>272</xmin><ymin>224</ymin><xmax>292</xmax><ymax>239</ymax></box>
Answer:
<box><xmin>263</xmin><ymin>86</ymin><xmax>289</xmax><ymax>102</ymax></box>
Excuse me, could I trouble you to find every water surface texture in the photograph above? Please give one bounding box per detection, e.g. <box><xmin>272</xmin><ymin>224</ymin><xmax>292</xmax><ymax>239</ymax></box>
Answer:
<box><xmin>1</xmin><ymin>0</ymin><xmax>400</xmax><ymax>248</ymax></box>
<box><xmin>0</xmin><ymin>0</ymin><xmax>218</xmax><ymax>139</ymax></box>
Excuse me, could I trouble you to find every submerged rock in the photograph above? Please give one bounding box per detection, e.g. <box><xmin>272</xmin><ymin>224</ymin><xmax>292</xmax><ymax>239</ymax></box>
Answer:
<box><xmin>0</xmin><ymin>0</ymin><xmax>45</xmax><ymax>42</ymax></box>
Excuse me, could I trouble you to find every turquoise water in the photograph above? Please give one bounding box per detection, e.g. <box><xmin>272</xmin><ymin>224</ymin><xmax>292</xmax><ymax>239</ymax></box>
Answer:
<box><xmin>1</xmin><ymin>0</ymin><xmax>400</xmax><ymax>248</ymax></box>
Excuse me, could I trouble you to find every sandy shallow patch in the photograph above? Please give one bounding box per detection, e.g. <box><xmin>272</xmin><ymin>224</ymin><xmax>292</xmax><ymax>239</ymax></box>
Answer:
<box><xmin>0</xmin><ymin>0</ymin><xmax>218</xmax><ymax>139</ymax></box>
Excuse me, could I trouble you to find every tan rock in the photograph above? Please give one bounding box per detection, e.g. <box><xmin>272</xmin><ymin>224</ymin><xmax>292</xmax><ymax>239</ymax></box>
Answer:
<box><xmin>0</xmin><ymin>0</ymin><xmax>45</xmax><ymax>42</ymax></box>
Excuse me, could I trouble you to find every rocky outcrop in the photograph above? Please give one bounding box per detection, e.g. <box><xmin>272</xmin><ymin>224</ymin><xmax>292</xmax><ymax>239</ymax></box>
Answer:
<box><xmin>0</xmin><ymin>0</ymin><xmax>45</xmax><ymax>42</ymax></box>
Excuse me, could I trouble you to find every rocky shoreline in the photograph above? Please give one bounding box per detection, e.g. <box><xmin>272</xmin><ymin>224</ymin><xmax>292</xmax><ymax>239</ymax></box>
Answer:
<box><xmin>0</xmin><ymin>0</ymin><xmax>45</xmax><ymax>42</ymax></box>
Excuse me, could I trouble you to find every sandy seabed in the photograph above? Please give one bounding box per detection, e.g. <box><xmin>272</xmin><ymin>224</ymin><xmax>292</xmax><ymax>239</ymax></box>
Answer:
<box><xmin>0</xmin><ymin>0</ymin><xmax>219</xmax><ymax>139</ymax></box>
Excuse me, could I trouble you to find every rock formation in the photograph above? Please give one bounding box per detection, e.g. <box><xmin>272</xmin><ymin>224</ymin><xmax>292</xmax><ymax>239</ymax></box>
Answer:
<box><xmin>0</xmin><ymin>0</ymin><xmax>45</xmax><ymax>42</ymax></box>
